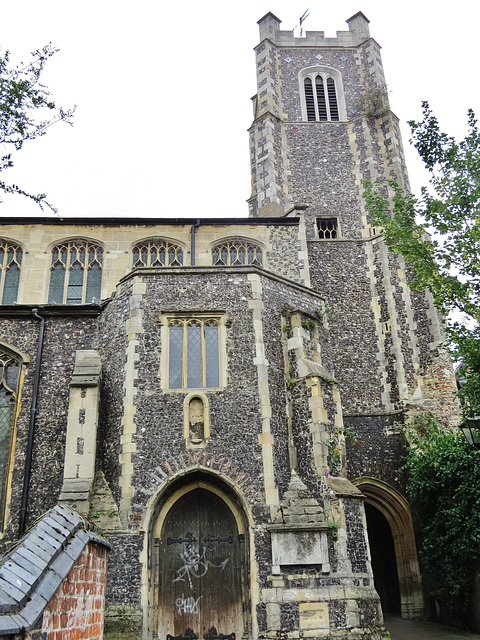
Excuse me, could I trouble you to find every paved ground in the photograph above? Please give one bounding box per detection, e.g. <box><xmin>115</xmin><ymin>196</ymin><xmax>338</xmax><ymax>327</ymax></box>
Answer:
<box><xmin>384</xmin><ymin>616</ymin><xmax>480</xmax><ymax>639</ymax></box>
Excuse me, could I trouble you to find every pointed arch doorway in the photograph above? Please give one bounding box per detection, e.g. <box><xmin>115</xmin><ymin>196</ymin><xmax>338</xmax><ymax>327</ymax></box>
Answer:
<box><xmin>354</xmin><ymin>477</ymin><xmax>424</xmax><ymax>620</ymax></box>
<box><xmin>150</xmin><ymin>480</ymin><xmax>249</xmax><ymax>640</ymax></box>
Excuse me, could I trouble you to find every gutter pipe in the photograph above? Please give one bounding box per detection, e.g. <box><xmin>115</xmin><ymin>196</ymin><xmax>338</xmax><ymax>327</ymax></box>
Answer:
<box><xmin>190</xmin><ymin>219</ymin><xmax>201</xmax><ymax>266</ymax></box>
<box><xmin>18</xmin><ymin>308</ymin><xmax>45</xmax><ymax>537</ymax></box>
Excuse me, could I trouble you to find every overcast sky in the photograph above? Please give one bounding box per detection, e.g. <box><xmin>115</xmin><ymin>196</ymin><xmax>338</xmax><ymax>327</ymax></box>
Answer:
<box><xmin>0</xmin><ymin>1</ymin><xmax>478</xmax><ymax>219</ymax></box>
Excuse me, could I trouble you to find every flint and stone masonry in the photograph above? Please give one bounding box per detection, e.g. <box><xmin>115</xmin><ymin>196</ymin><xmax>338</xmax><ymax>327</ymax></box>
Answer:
<box><xmin>0</xmin><ymin>11</ymin><xmax>459</xmax><ymax>640</ymax></box>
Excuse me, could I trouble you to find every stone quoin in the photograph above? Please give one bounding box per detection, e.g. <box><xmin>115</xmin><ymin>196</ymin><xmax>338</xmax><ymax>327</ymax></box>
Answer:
<box><xmin>0</xmin><ymin>11</ymin><xmax>459</xmax><ymax>640</ymax></box>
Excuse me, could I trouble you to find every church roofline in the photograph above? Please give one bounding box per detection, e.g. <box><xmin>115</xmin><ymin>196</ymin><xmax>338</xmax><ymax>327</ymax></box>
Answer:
<box><xmin>0</xmin><ymin>216</ymin><xmax>300</xmax><ymax>227</ymax></box>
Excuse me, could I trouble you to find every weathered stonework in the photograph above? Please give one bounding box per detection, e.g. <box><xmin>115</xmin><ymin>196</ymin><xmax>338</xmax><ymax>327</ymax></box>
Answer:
<box><xmin>0</xmin><ymin>11</ymin><xmax>460</xmax><ymax>640</ymax></box>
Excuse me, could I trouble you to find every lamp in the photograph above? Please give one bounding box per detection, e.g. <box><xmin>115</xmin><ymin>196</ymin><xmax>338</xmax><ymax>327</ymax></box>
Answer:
<box><xmin>461</xmin><ymin>417</ymin><xmax>480</xmax><ymax>449</ymax></box>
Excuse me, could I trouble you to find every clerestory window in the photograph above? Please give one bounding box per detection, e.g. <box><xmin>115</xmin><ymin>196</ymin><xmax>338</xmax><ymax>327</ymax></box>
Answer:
<box><xmin>212</xmin><ymin>239</ymin><xmax>263</xmax><ymax>267</ymax></box>
<box><xmin>299</xmin><ymin>66</ymin><xmax>346</xmax><ymax>122</ymax></box>
<box><xmin>0</xmin><ymin>350</ymin><xmax>21</xmax><ymax>529</ymax></box>
<box><xmin>133</xmin><ymin>239</ymin><xmax>183</xmax><ymax>268</ymax></box>
<box><xmin>0</xmin><ymin>241</ymin><xmax>22</xmax><ymax>304</ymax></box>
<box><xmin>48</xmin><ymin>240</ymin><xmax>103</xmax><ymax>304</ymax></box>
<box><xmin>164</xmin><ymin>315</ymin><xmax>226</xmax><ymax>390</ymax></box>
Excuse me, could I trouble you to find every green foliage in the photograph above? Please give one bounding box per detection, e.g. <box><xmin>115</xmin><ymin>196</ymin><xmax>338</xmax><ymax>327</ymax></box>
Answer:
<box><xmin>315</xmin><ymin>305</ymin><xmax>333</xmax><ymax>323</ymax></box>
<box><xmin>0</xmin><ymin>44</ymin><xmax>75</xmax><ymax>213</ymax></box>
<box><xmin>328</xmin><ymin>522</ymin><xmax>338</xmax><ymax>540</ymax></box>
<box><xmin>363</xmin><ymin>102</ymin><xmax>480</xmax><ymax>417</ymax></box>
<box><xmin>324</xmin><ymin>426</ymin><xmax>362</xmax><ymax>476</ymax></box>
<box><xmin>302</xmin><ymin>318</ymin><xmax>315</xmax><ymax>331</ymax></box>
<box><xmin>283</xmin><ymin>323</ymin><xmax>291</xmax><ymax>333</ymax></box>
<box><xmin>352</xmin><ymin>83</ymin><xmax>389</xmax><ymax>119</ymax></box>
<box><xmin>403</xmin><ymin>416</ymin><xmax>480</xmax><ymax>609</ymax></box>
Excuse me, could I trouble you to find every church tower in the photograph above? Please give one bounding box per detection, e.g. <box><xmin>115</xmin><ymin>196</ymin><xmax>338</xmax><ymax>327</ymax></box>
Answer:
<box><xmin>0</xmin><ymin>11</ymin><xmax>462</xmax><ymax>640</ymax></box>
<box><xmin>248</xmin><ymin>11</ymin><xmax>460</xmax><ymax>621</ymax></box>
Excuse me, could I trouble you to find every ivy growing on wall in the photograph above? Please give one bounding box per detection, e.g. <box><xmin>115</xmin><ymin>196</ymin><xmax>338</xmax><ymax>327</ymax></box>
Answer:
<box><xmin>403</xmin><ymin>416</ymin><xmax>480</xmax><ymax>611</ymax></box>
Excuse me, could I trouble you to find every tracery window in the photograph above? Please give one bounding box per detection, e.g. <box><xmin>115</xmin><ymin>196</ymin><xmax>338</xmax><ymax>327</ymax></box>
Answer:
<box><xmin>316</xmin><ymin>218</ymin><xmax>339</xmax><ymax>239</ymax></box>
<box><xmin>299</xmin><ymin>66</ymin><xmax>345</xmax><ymax>122</ymax></box>
<box><xmin>0</xmin><ymin>241</ymin><xmax>22</xmax><ymax>304</ymax></box>
<box><xmin>0</xmin><ymin>350</ymin><xmax>21</xmax><ymax>527</ymax></box>
<box><xmin>132</xmin><ymin>239</ymin><xmax>183</xmax><ymax>268</ymax></box>
<box><xmin>304</xmin><ymin>74</ymin><xmax>339</xmax><ymax>122</ymax></box>
<box><xmin>167</xmin><ymin>316</ymin><xmax>225</xmax><ymax>389</ymax></box>
<box><xmin>48</xmin><ymin>240</ymin><xmax>103</xmax><ymax>304</ymax></box>
<box><xmin>212</xmin><ymin>240</ymin><xmax>263</xmax><ymax>267</ymax></box>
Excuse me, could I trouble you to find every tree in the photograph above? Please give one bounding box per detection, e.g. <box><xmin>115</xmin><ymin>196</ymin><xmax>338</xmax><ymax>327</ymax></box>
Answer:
<box><xmin>0</xmin><ymin>44</ymin><xmax>75</xmax><ymax>214</ymax></box>
<box><xmin>403</xmin><ymin>416</ymin><xmax>480</xmax><ymax>612</ymax></box>
<box><xmin>364</xmin><ymin>103</ymin><xmax>480</xmax><ymax>418</ymax></box>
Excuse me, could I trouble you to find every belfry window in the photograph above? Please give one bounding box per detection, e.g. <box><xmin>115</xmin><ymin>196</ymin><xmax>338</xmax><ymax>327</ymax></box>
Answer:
<box><xmin>48</xmin><ymin>240</ymin><xmax>103</xmax><ymax>304</ymax></box>
<box><xmin>304</xmin><ymin>74</ymin><xmax>339</xmax><ymax>122</ymax></box>
<box><xmin>212</xmin><ymin>240</ymin><xmax>263</xmax><ymax>267</ymax></box>
<box><xmin>0</xmin><ymin>350</ymin><xmax>21</xmax><ymax>528</ymax></box>
<box><xmin>165</xmin><ymin>315</ymin><xmax>227</xmax><ymax>390</ymax></box>
<box><xmin>0</xmin><ymin>241</ymin><xmax>22</xmax><ymax>304</ymax></box>
<box><xmin>299</xmin><ymin>66</ymin><xmax>345</xmax><ymax>122</ymax></box>
<box><xmin>316</xmin><ymin>218</ymin><xmax>339</xmax><ymax>239</ymax></box>
<box><xmin>133</xmin><ymin>239</ymin><xmax>183</xmax><ymax>268</ymax></box>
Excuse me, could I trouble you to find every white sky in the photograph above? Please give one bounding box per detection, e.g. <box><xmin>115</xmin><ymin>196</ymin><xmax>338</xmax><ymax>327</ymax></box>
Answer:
<box><xmin>0</xmin><ymin>1</ymin><xmax>478</xmax><ymax>219</ymax></box>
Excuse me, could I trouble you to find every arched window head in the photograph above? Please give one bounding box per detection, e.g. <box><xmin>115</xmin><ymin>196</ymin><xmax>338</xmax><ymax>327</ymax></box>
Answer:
<box><xmin>211</xmin><ymin>239</ymin><xmax>263</xmax><ymax>267</ymax></box>
<box><xmin>132</xmin><ymin>239</ymin><xmax>183</xmax><ymax>268</ymax></box>
<box><xmin>48</xmin><ymin>240</ymin><xmax>103</xmax><ymax>304</ymax></box>
<box><xmin>0</xmin><ymin>350</ymin><xmax>21</xmax><ymax>528</ymax></box>
<box><xmin>300</xmin><ymin>66</ymin><xmax>346</xmax><ymax>122</ymax></box>
<box><xmin>0</xmin><ymin>241</ymin><xmax>22</xmax><ymax>304</ymax></box>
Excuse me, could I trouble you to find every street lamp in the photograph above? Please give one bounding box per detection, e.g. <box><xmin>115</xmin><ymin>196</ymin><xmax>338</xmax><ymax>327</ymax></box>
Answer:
<box><xmin>461</xmin><ymin>417</ymin><xmax>480</xmax><ymax>449</ymax></box>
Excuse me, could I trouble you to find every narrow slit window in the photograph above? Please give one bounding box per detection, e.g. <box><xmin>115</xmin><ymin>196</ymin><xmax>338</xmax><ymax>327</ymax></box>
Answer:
<box><xmin>315</xmin><ymin>75</ymin><xmax>328</xmax><ymax>121</ymax></box>
<box><xmin>304</xmin><ymin>78</ymin><xmax>316</xmax><ymax>121</ymax></box>
<box><xmin>327</xmin><ymin>77</ymin><xmax>339</xmax><ymax>121</ymax></box>
<box><xmin>0</xmin><ymin>241</ymin><xmax>22</xmax><ymax>305</ymax></box>
<box><xmin>0</xmin><ymin>351</ymin><xmax>21</xmax><ymax>530</ymax></box>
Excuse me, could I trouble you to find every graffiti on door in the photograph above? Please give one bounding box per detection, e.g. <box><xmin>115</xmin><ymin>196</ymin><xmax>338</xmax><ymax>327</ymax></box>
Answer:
<box><xmin>167</xmin><ymin>531</ymin><xmax>232</xmax><ymax>589</ymax></box>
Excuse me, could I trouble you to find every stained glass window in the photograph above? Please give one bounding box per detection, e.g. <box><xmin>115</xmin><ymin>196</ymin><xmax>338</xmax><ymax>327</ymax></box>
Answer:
<box><xmin>133</xmin><ymin>239</ymin><xmax>183</xmax><ymax>268</ymax></box>
<box><xmin>168</xmin><ymin>317</ymin><xmax>222</xmax><ymax>389</ymax></box>
<box><xmin>48</xmin><ymin>240</ymin><xmax>103</xmax><ymax>304</ymax></box>
<box><xmin>212</xmin><ymin>240</ymin><xmax>263</xmax><ymax>267</ymax></box>
<box><xmin>0</xmin><ymin>351</ymin><xmax>20</xmax><ymax>529</ymax></box>
<box><xmin>0</xmin><ymin>241</ymin><xmax>22</xmax><ymax>304</ymax></box>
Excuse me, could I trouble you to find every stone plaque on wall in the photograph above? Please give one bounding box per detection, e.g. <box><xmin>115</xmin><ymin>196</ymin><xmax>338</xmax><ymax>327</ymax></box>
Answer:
<box><xmin>269</xmin><ymin>526</ymin><xmax>329</xmax><ymax>567</ymax></box>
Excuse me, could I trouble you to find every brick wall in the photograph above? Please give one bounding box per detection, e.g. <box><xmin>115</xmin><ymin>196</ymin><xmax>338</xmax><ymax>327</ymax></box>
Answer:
<box><xmin>26</xmin><ymin>542</ymin><xmax>108</xmax><ymax>640</ymax></box>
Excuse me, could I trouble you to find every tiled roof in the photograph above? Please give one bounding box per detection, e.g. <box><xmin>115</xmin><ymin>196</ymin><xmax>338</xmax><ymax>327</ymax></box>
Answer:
<box><xmin>0</xmin><ymin>504</ymin><xmax>110</xmax><ymax>635</ymax></box>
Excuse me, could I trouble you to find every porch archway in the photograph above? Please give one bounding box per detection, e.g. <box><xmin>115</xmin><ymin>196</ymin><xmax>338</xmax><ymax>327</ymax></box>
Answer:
<box><xmin>354</xmin><ymin>477</ymin><xmax>424</xmax><ymax>619</ymax></box>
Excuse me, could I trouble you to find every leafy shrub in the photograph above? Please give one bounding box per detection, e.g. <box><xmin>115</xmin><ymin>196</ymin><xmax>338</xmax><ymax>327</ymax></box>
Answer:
<box><xmin>404</xmin><ymin>416</ymin><xmax>480</xmax><ymax>610</ymax></box>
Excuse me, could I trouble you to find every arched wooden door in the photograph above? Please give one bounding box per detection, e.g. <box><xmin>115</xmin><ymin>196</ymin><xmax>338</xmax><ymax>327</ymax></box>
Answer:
<box><xmin>158</xmin><ymin>489</ymin><xmax>244</xmax><ymax>640</ymax></box>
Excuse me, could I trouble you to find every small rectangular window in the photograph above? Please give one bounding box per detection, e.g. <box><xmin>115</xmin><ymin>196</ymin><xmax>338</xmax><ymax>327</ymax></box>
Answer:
<box><xmin>316</xmin><ymin>218</ymin><xmax>338</xmax><ymax>240</ymax></box>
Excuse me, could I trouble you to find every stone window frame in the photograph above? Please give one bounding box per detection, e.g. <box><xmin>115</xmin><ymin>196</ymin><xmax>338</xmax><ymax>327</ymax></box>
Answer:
<box><xmin>316</xmin><ymin>217</ymin><xmax>340</xmax><ymax>240</ymax></box>
<box><xmin>48</xmin><ymin>238</ymin><xmax>104</xmax><ymax>304</ymax></box>
<box><xmin>160</xmin><ymin>312</ymin><xmax>228</xmax><ymax>392</ymax></box>
<box><xmin>131</xmin><ymin>237</ymin><xmax>186</xmax><ymax>268</ymax></box>
<box><xmin>210</xmin><ymin>237</ymin><xmax>265</xmax><ymax>268</ymax></box>
<box><xmin>0</xmin><ymin>343</ymin><xmax>26</xmax><ymax>535</ymax></box>
<box><xmin>299</xmin><ymin>66</ymin><xmax>347</xmax><ymax>122</ymax></box>
<box><xmin>0</xmin><ymin>239</ymin><xmax>23</xmax><ymax>305</ymax></box>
